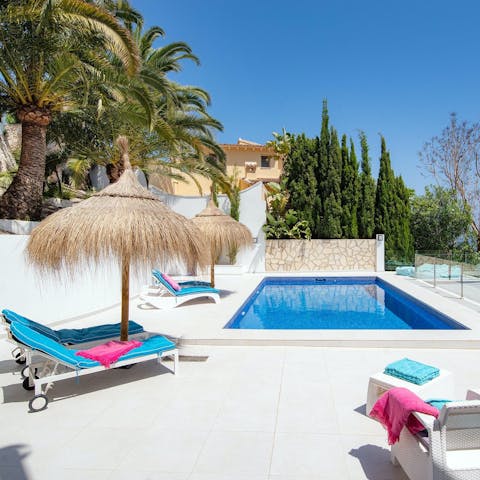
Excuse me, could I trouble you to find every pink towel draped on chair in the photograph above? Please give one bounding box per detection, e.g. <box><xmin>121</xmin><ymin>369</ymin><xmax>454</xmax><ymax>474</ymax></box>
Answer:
<box><xmin>76</xmin><ymin>340</ymin><xmax>143</xmax><ymax>368</ymax></box>
<box><xmin>369</xmin><ymin>387</ymin><xmax>439</xmax><ymax>444</ymax></box>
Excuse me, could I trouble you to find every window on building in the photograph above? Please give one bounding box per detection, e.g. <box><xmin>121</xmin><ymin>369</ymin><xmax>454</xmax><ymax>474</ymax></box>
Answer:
<box><xmin>261</xmin><ymin>156</ymin><xmax>271</xmax><ymax>168</ymax></box>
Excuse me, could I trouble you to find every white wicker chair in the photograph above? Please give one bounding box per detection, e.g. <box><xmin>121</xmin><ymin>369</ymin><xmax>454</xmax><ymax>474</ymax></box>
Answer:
<box><xmin>391</xmin><ymin>399</ymin><xmax>480</xmax><ymax>479</ymax></box>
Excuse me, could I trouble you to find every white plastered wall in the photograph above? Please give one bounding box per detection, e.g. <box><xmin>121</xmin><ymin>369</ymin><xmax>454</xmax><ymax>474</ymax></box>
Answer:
<box><xmin>0</xmin><ymin>235</ymin><xmax>148</xmax><ymax>324</ymax></box>
<box><xmin>150</xmin><ymin>181</ymin><xmax>266</xmax><ymax>273</ymax></box>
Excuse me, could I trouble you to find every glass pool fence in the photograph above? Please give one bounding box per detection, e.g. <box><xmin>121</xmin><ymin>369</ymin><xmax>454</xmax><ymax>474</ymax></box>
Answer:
<box><xmin>413</xmin><ymin>251</ymin><xmax>480</xmax><ymax>303</ymax></box>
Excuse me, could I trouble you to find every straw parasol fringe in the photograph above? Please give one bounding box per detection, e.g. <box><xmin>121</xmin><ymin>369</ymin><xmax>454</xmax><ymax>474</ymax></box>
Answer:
<box><xmin>191</xmin><ymin>200</ymin><xmax>252</xmax><ymax>287</ymax></box>
<box><xmin>27</xmin><ymin>173</ymin><xmax>208</xmax><ymax>273</ymax></box>
<box><xmin>27</xmin><ymin>137</ymin><xmax>209</xmax><ymax>340</ymax></box>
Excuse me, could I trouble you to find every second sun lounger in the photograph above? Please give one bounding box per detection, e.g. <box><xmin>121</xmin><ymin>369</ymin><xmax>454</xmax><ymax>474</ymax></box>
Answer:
<box><xmin>140</xmin><ymin>270</ymin><xmax>220</xmax><ymax>308</ymax></box>
<box><xmin>152</xmin><ymin>269</ymin><xmax>211</xmax><ymax>288</ymax></box>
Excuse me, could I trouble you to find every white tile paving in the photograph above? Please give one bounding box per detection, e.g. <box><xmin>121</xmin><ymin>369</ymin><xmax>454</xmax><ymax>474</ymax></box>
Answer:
<box><xmin>27</xmin><ymin>467</ymin><xmax>115</xmax><ymax>480</ymax></box>
<box><xmin>2</xmin><ymin>342</ymin><xmax>479</xmax><ymax>479</ymax></box>
<box><xmin>270</xmin><ymin>432</ymin><xmax>350</xmax><ymax>477</ymax></box>
<box><xmin>2</xmin><ymin>273</ymin><xmax>480</xmax><ymax>479</ymax></box>
<box><xmin>195</xmin><ymin>431</ymin><xmax>273</xmax><ymax>476</ymax></box>
<box><xmin>118</xmin><ymin>428</ymin><xmax>210</xmax><ymax>473</ymax></box>
<box><xmin>110</xmin><ymin>472</ymin><xmax>189</xmax><ymax>480</ymax></box>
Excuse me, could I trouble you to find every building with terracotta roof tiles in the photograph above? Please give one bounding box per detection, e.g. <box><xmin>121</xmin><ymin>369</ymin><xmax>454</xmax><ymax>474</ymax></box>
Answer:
<box><xmin>149</xmin><ymin>138</ymin><xmax>282</xmax><ymax>196</ymax></box>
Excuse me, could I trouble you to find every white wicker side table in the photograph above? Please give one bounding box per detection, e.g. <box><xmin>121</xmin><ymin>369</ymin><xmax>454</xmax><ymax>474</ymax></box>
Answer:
<box><xmin>366</xmin><ymin>369</ymin><xmax>454</xmax><ymax>415</ymax></box>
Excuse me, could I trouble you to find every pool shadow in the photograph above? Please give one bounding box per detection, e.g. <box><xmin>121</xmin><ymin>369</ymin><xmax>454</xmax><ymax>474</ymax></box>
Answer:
<box><xmin>354</xmin><ymin>403</ymin><xmax>368</xmax><ymax>416</ymax></box>
<box><xmin>349</xmin><ymin>403</ymin><xmax>409</xmax><ymax>479</ymax></box>
<box><xmin>349</xmin><ymin>444</ymin><xmax>408</xmax><ymax>480</ymax></box>
<box><xmin>0</xmin><ymin>359</ymin><xmax>23</xmax><ymax>375</ymax></box>
<box><xmin>0</xmin><ymin>444</ymin><xmax>30</xmax><ymax>480</ymax></box>
<box><xmin>1</xmin><ymin>358</ymin><xmax>175</xmax><ymax>408</ymax></box>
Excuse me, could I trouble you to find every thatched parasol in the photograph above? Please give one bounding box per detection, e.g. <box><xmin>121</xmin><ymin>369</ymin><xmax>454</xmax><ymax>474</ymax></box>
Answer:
<box><xmin>191</xmin><ymin>200</ymin><xmax>252</xmax><ymax>287</ymax></box>
<box><xmin>27</xmin><ymin>137</ymin><xmax>208</xmax><ymax>340</ymax></box>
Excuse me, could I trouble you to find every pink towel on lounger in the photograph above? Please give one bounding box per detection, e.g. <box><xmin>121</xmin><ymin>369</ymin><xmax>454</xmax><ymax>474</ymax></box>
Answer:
<box><xmin>76</xmin><ymin>340</ymin><xmax>142</xmax><ymax>368</ymax></box>
<box><xmin>369</xmin><ymin>387</ymin><xmax>439</xmax><ymax>444</ymax></box>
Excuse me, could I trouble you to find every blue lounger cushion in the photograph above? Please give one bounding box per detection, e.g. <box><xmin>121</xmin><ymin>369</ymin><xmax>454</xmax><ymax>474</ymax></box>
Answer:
<box><xmin>178</xmin><ymin>280</ymin><xmax>212</xmax><ymax>287</ymax></box>
<box><xmin>384</xmin><ymin>358</ymin><xmax>440</xmax><ymax>385</ymax></box>
<box><xmin>3</xmin><ymin>309</ymin><xmax>59</xmax><ymax>342</ymax></box>
<box><xmin>152</xmin><ymin>270</ymin><xmax>211</xmax><ymax>288</ymax></box>
<box><xmin>2</xmin><ymin>309</ymin><xmax>144</xmax><ymax>344</ymax></box>
<box><xmin>174</xmin><ymin>286</ymin><xmax>220</xmax><ymax>296</ymax></box>
<box><xmin>151</xmin><ymin>270</ymin><xmax>219</xmax><ymax>295</ymax></box>
<box><xmin>426</xmin><ymin>398</ymin><xmax>454</xmax><ymax>410</ymax></box>
<box><xmin>55</xmin><ymin>323</ymin><xmax>144</xmax><ymax>344</ymax></box>
<box><xmin>9</xmin><ymin>321</ymin><xmax>176</xmax><ymax>369</ymax></box>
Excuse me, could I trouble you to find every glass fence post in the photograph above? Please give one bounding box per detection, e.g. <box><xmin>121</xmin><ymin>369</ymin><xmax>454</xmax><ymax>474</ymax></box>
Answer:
<box><xmin>448</xmin><ymin>251</ymin><xmax>452</xmax><ymax>280</ymax></box>
<box><xmin>433</xmin><ymin>258</ymin><xmax>436</xmax><ymax>288</ymax></box>
<box><xmin>460</xmin><ymin>262</ymin><xmax>464</xmax><ymax>299</ymax></box>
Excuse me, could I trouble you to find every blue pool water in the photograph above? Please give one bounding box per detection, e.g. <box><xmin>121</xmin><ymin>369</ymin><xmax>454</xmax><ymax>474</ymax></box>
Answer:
<box><xmin>225</xmin><ymin>277</ymin><xmax>467</xmax><ymax>330</ymax></box>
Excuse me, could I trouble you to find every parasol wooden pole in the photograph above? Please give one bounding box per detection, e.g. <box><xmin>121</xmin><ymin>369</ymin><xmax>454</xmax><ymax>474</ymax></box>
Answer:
<box><xmin>121</xmin><ymin>255</ymin><xmax>130</xmax><ymax>341</ymax></box>
<box><xmin>210</xmin><ymin>255</ymin><xmax>215</xmax><ymax>288</ymax></box>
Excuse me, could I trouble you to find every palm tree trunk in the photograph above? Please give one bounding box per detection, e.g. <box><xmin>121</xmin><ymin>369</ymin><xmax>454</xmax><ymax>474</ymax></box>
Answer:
<box><xmin>0</xmin><ymin>121</ymin><xmax>48</xmax><ymax>220</ymax></box>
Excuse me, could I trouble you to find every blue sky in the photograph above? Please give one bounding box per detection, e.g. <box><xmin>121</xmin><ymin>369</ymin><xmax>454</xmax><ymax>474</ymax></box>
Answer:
<box><xmin>134</xmin><ymin>0</ymin><xmax>480</xmax><ymax>193</ymax></box>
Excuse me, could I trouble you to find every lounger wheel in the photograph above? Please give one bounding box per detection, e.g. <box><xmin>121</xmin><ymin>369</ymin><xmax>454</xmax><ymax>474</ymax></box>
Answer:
<box><xmin>20</xmin><ymin>366</ymin><xmax>37</xmax><ymax>380</ymax></box>
<box><xmin>12</xmin><ymin>348</ymin><xmax>26</xmax><ymax>365</ymax></box>
<box><xmin>29</xmin><ymin>394</ymin><xmax>48</xmax><ymax>412</ymax></box>
<box><xmin>22</xmin><ymin>375</ymin><xmax>38</xmax><ymax>391</ymax></box>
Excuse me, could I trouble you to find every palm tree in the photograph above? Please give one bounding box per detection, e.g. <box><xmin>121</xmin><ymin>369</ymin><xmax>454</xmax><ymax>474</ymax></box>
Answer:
<box><xmin>126</xmin><ymin>24</ymin><xmax>226</xmax><ymax>164</ymax></box>
<box><xmin>0</xmin><ymin>0</ymin><xmax>139</xmax><ymax>220</ymax></box>
<box><xmin>47</xmin><ymin>22</ymin><xmax>226</xmax><ymax>192</ymax></box>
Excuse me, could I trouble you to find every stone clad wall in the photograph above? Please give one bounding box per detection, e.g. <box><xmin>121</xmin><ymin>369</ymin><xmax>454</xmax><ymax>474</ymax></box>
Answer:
<box><xmin>4</xmin><ymin>124</ymin><xmax>22</xmax><ymax>152</ymax></box>
<box><xmin>266</xmin><ymin>239</ymin><xmax>377</xmax><ymax>271</ymax></box>
<box><xmin>0</xmin><ymin>130</ymin><xmax>17</xmax><ymax>173</ymax></box>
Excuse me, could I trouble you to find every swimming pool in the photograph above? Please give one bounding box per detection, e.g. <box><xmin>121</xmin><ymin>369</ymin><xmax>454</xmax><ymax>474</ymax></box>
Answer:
<box><xmin>225</xmin><ymin>277</ymin><xmax>468</xmax><ymax>330</ymax></box>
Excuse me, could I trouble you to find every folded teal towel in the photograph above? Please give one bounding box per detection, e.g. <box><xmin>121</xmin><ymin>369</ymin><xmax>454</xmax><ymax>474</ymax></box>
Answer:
<box><xmin>426</xmin><ymin>399</ymin><xmax>453</xmax><ymax>410</ymax></box>
<box><xmin>384</xmin><ymin>358</ymin><xmax>440</xmax><ymax>385</ymax></box>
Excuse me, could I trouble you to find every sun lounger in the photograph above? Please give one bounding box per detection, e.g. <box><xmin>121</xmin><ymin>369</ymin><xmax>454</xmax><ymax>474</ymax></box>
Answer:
<box><xmin>1</xmin><ymin>309</ymin><xmax>144</xmax><ymax>366</ymax></box>
<box><xmin>152</xmin><ymin>269</ymin><xmax>211</xmax><ymax>288</ymax></box>
<box><xmin>7</xmin><ymin>320</ymin><xmax>178</xmax><ymax>412</ymax></box>
<box><xmin>140</xmin><ymin>270</ymin><xmax>220</xmax><ymax>308</ymax></box>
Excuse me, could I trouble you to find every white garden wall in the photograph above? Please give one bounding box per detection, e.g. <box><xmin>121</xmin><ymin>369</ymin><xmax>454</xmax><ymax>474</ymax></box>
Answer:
<box><xmin>150</xmin><ymin>181</ymin><xmax>266</xmax><ymax>273</ymax></box>
<box><xmin>0</xmin><ymin>235</ymin><xmax>147</xmax><ymax>325</ymax></box>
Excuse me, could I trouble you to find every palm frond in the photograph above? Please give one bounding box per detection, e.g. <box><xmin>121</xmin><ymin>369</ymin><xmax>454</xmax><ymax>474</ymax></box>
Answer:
<box><xmin>44</xmin><ymin>0</ymin><xmax>140</xmax><ymax>75</ymax></box>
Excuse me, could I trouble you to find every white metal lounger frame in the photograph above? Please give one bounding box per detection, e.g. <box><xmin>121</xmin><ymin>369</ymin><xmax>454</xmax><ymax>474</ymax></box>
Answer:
<box><xmin>6</xmin><ymin>325</ymin><xmax>178</xmax><ymax>412</ymax></box>
<box><xmin>1</xmin><ymin>314</ymin><xmax>28</xmax><ymax>365</ymax></box>
<box><xmin>139</xmin><ymin>284</ymin><xmax>220</xmax><ymax>308</ymax></box>
<box><xmin>22</xmin><ymin>346</ymin><xmax>178</xmax><ymax>412</ymax></box>
<box><xmin>390</xmin><ymin>398</ymin><xmax>480</xmax><ymax>480</ymax></box>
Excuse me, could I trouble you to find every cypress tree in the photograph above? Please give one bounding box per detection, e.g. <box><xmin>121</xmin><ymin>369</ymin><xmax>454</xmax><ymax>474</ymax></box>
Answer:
<box><xmin>313</xmin><ymin>100</ymin><xmax>330</xmax><ymax>237</ymax></box>
<box><xmin>374</xmin><ymin>136</ymin><xmax>414</xmax><ymax>261</ymax></box>
<box><xmin>374</xmin><ymin>136</ymin><xmax>394</xmax><ymax>243</ymax></box>
<box><xmin>349</xmin><ymin>139</ymin><xmax>359</xmax><ymax>237</ymax></box>
<box><xmin>340</xmin><ymin>135</ymin><xmax>359</xmax><ymax>238</ymax></box>
<box><xmin>357</xmin><ymin>131</ymin><xmax>375</xmax><ymax>238</ymax></box>
<box><xmin>390</xmin><ymin>175</ymin><xmax>414</xmax><ymax>262</ymax></box>
<box><xmin>283</xmin><ymin>134</ymin><xmax>317</xmax><ymax>230</ymax></box>
<box><xmin>321</xmin><ymin>128</ymin><xmax>342</xmax><ymax>238</ymax></box>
